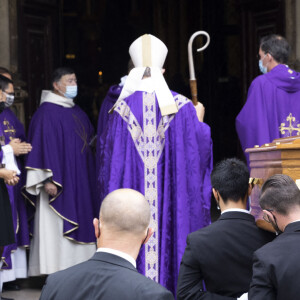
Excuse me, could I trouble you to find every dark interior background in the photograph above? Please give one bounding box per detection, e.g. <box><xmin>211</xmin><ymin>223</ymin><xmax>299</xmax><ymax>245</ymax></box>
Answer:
<box><xmin>16</xmin><ymin>0</ymin><xmax>285</xmax><ymax>218</ymax></box>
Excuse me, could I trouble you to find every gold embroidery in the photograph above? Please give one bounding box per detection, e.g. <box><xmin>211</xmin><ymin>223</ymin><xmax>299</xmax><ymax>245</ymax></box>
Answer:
<box><xmin>279</xmin><ymin>113</ymin><xmax>300</xmax><ymax>136</ymax></box>
<box><xmin>3</xmin><ymin>119</ymin><xmax>16</xmax><ymax>140</ymax></box>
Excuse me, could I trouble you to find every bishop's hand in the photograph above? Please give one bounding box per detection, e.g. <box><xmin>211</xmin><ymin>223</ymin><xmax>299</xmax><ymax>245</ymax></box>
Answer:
<box><xmin>44</xmin><ymin>182</ymin><xmax>58</xmax><ymax>197</ymax></box>
<box><xmin>194</xmin><ymin>102</ymin><xmax>205</xmax><ymax>122</ymax></box>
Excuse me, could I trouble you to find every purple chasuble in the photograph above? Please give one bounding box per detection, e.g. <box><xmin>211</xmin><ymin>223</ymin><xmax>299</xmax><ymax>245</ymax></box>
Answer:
<box><xmin>236</xmin><ymin>64</ymin><xmax>300</xmax><ymax>165</ymax></box>
<box><xmin>0</xmin><ymin>108</ymin><xmax>30</xmax><ymax>270</ymax></box>
<box><xmin>98</xmin><ymin>91</ymin><xmax>213</xmax><ymax>294</ymax></box>
<box><xmin>25</xmin><ymin>102</ymin><xmax>98</xmax><ymax>243</ymax></box>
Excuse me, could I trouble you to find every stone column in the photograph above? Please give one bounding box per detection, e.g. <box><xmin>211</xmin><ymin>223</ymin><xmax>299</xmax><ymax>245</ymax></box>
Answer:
<box><xmin>0</xmin><ymin>0</ymin><xmax>27</xmax><ymax>126</ymax></box>
<box><xmin>0</xmin><ymin>0</ymin><xmax>10</xmax><ymax>69</ymax></box>
<box><xmin>285</xmin><ymin>0</ymin><xmax>300</xmax><ymax>70</ymax></box>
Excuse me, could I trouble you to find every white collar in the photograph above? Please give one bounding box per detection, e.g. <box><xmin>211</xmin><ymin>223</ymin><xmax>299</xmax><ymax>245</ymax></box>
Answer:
<box><xmin>112</xmin><ymin>67</ymin><xmax>178</xmax><ymax>116</ymax></box>
<box><xmin>221</xmin><ymin>208</ymin><xmax>250</xmax><ymax>215</ymax></box>
<box><xmin>136</xmin><ymin>77</ymin><xmax>155</xmax><ymax>93</ymax></box>
<box><xmin>290</xmin><ymin>219</ymin><xmax>300</xmax><ymax>224</ymax></box>
<box><xmin>96</xmin><ymin>247</ymin><xmax>136</xmax><ymax>268</ymax></box>
<box><xmin>40</xmin><ymin>90</ymin><xmax>75</xmax><ymax>108</ymax></box>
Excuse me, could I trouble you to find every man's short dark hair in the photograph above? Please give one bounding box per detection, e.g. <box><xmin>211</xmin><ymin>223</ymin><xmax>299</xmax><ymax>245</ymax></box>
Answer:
<box><xmin>260</xmin><ymin>174</ymin><xmax>300</xmax><ymax>215</ymax></box>
<box><xmin>260</xmin><ymin>34</ymin><xmax>290</xmax><ymax>64</ymax></box>
<box><xmin>0</xmin><ymin>74</ymin><xmax>13</xmax><ymax>91</ymax></box>
<box><xmin>51</xmin><ymin>67</ymin><xmax>75</xmax><ymax>85</ymax></box>
<box><xmin>210</xmin><ymin>158</ymin><xmax>249</xmax><ymax>203</ymax></box>
<box><xmin>0</xmin><ymin>67</ymin><xmax>11</xmax><ymax>76</ymax></box>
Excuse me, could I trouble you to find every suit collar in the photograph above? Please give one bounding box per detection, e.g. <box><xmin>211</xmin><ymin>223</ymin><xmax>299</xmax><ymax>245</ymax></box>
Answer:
<box><xmin>284</xmin><ymin>221</ymin><xmax>300</xmax><ymax>233</ymax></box>
<box><xmin>97</xmin><ymin>248</ymin><xmax>136</xmax><ymax>268</ymax></box>
<box><xmin>89</xmin><ymin>252</ymin><xmax>137</xmax><ymax>272</ymax></box>
<box><xmin>218</xmin><ymin>211</ymin><xmax>255</xmax><ymax>222</ymax></box>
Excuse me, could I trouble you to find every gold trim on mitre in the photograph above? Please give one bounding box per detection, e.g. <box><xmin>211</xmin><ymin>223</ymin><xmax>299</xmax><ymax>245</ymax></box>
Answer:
<box><xmin>142</xmin><ymin>34</ymin><xmax>152</xmax><ymax>67</ymax></box>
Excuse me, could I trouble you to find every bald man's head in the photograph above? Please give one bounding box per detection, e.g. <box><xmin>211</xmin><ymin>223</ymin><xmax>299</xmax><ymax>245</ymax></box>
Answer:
<box><xmin>100</xmin><ymin>189</ymin><xmax>150</xmax><ymax>235</ymax></box>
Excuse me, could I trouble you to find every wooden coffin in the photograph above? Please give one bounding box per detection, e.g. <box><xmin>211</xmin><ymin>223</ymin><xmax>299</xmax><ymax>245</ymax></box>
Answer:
<box><xmin>246</xmin><ymin>136</ymin><xmax>300</xmax><ymax>232</ymax></box>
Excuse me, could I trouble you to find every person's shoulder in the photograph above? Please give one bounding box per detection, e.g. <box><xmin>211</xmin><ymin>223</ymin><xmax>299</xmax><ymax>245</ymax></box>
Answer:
<box><xmin>46</xmin><ymin>260</ymin><xmax>88</xmax><ymax>283</ymax></box>
<box><xmin>254</xmin><ymin>232</ymin><xmax>285</xmax><ymax>258</ymax></box>
<box><xmin>249</xmin><ymin>74</ymin><xmax>268</xmax><ymax>88</ymax></box>
<box><xmin>171</xmin><ymin>92</ymin><xmax>191</xmax><ymax>104</ymax></box>
<box><xmin>187</xmin><ymin>222</ymin><xmax>218</xmax><ymax>243</ymax></box>
<box><xmin>30</xmin><ymin>103</ymin><xmax>62</xmax><ymax>125</ymax></box>
<box><xmin>73</xmin><ymin>104</ymin><xmax>88</xmax><ymax>115</ymax></box>
<box><xmin>0</xmin><ymin>108</ymin><xmax>22</xmax><ymax>127</ymax></box>
<box><xmin>35</xmin><ymin>102</ymin><xmax>60</xmax><ymax>114</ymax></box>
<box><xmin>2</xmin><ymin>108</ymin><xmax>18</xmax><ymax>119</ymax></box>
<box><xmin>132</xmin><ymin>272</ymin><xmax>174</xmax><ymax>299</ymax></box>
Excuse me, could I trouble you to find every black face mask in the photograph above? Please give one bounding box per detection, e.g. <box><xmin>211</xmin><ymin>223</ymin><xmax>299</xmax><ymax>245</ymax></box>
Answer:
<box><xmin>270</xmin><ymin>217</ymin><xmax>283</xmax><ymax>236</ymax></box>
<box><xmin>0</xmin><ymin>102</ymin><xmax>5</xmax><ymax>113</ymax></box>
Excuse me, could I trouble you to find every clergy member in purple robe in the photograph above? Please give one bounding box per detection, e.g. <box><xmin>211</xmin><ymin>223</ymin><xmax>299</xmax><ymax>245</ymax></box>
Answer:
<box><xmin>0</xmin><ymin>72</ymin><xmax>31</xmax><ymax>290</ymax></box>
<box><xmin>98</xmin><ymin>34</ymin><xmax>213</xmax><ymax>295</ymax></box>
<box><xmin>25</xmin><ymin>67</ymin><xmax>97</xmax><ymax>276</ymax></box>
<box><xmin>236</xmin><ymin>34</ymin><xmax>300</xmax><ymax>165</ymax></box>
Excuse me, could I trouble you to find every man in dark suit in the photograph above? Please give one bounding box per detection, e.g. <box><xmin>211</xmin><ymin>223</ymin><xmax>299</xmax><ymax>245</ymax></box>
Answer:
<box><xmin>249</xmin><ymin>174</ymin><xmax>300</xmax><ymax>300</ymax></box>
<box><xmin>39</xmin><ymin>188</ymin><xmax>174</xmax><ymax>300</ymax></box>
<box><xmin>177</xmin><ymin>158</ymin><xmax>274</xmax><ymax>300</ymax></box>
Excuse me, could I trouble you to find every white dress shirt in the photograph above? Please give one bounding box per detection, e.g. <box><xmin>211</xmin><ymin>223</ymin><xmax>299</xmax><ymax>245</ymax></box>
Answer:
<box><xmin>97</xmin><ymin>248</ymin><xmax>136</xmax><ymax>268</ymax></box>
<box><xmin>221</xmin><ymin>208</ymin><xmax>250</xmax><ymax>215</ymax></box>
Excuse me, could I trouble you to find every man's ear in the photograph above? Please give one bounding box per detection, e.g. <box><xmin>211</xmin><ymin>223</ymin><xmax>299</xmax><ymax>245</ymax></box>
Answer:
<box><xmin>53</xmin><ymin>81</ymin><xmax>60</xmax><ymax>92</ymax></box>
<box><xmin>212</xmin><ymin>188</ymin><xmax>218</xmax><ymax>201</ymax></box>
<box><xmin>248</xmin><ymin>183</ymin><xmax>253</xmax><ymax>197</ymax></box>
<box><xmin>262</xmin><ymin>209</ymin><xmax>273</xmax><ymax>222</ymax></box>
<box><xmin>142</xmin><ymin>227</ymin><xmax>154</xmax><ymax>244</ymax></box>
<box><xmin>93</xmin><ymin>218</ymin><xmax>100</xmax><ymax>239</ymax></box>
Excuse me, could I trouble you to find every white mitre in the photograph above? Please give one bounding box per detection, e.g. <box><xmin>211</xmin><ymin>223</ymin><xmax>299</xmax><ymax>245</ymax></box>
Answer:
<box><xmin>111</xmin><ymin>34</ymin><xmax>178</xmax><ymax>116</ymax></box>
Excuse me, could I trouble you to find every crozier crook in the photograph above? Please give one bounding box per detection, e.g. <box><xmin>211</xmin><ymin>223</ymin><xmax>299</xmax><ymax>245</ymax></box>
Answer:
<box><xmin>188</xmin><ymin>31</ymin><xmax>210</xmax><ymax>105</ymax></box>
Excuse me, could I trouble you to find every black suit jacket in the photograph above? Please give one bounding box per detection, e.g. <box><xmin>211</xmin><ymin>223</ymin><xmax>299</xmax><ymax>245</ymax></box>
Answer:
<box><xmin>177</xmin><ymin>211</ymin><xmax>274</xmax><ymax>300</ymax></box>
<box><xmin>249</xmin><ymin>221</ymin><xmax>300</xmax><ymax>300</ymax></box>
<box><xmin>39</xmin><ymin>252</ymin><xmax>174</xmax><ymax>300</ymax></box>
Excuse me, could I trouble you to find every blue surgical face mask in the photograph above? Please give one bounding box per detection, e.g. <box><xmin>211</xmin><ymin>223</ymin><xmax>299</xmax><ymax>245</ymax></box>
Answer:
<box><xmin>259</xmin><ymin>54</ymin><xmax>268</xmax><ymax>74</ymax></box>
<box><xmin>64</xmin><ymin>85</ymin><xmax>78</xmax><ymax>99</ymax></box>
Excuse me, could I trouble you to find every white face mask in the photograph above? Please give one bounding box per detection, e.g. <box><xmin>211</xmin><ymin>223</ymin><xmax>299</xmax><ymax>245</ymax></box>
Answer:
<box><xmin>3</xmin><ymin>92</ymin><xmax>14</xmax><ymax>107</ymax></box>
<box><xmin>259</xmin><ymin>54</ymin><xmax>268</xmax><ymax>74</ymax></box>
